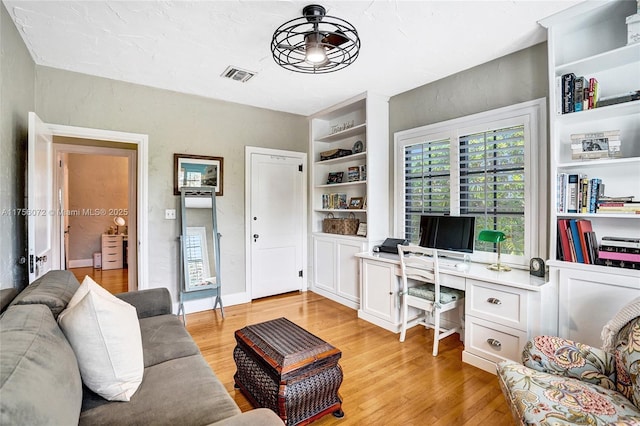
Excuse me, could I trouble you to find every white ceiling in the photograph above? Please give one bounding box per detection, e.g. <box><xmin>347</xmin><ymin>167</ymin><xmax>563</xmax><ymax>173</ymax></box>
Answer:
<box><xmin>4</xmin><ymin>0</ymin><xmax>583</xmax><ymax>116</ymax></box>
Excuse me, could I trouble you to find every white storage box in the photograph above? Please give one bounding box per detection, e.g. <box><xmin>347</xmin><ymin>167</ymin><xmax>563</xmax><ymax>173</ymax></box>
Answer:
<box><xmin>93</xmin><ymin>252</ymin><xmax>102</xmax><ymax>269</ymax></box>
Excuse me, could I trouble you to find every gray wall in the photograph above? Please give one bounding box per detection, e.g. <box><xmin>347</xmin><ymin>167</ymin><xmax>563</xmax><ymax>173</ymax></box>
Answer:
<box><xmin>0</xmin><ymin>3</ymin><xmax>35</xmax><ymax>289</ymax></box>
<box><xmin>34</xmin><ymin>66</ymin><xmax>308</xmax><ymax>299</ymax></box>
<box><xmin>390</xmin><ymin>42</ymin><xmax>548</xmax><ymax>133</ymax></box>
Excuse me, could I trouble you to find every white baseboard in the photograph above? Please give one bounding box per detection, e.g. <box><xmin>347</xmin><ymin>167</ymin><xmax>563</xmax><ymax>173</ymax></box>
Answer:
<box><xmin>172</xmin><ymin>291</ymin><xmax>251</xmax><ymax>316</ymax></box>
<box><xmin>69</xmin><ymin>259</ymin><xmax>93</xmax><ymax>268</ymax></box>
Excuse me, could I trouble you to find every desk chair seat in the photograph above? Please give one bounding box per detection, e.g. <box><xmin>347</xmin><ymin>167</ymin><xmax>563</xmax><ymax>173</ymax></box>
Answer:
<box><xmin>398</xmin><ymin>245</ymin><xmax>465</xmax><ymax>356</ymax></box>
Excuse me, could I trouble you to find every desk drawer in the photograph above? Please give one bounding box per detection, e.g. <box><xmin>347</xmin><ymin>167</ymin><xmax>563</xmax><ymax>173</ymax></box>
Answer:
<box><xmin>467</xmin><ymin>279</ymin><xmax>527</xmax><ymax>330</ymax></box>
<box><xmin>465</xmin><ymin>316</ymin><xmax>527</xmax><ymax>364</ymax></box>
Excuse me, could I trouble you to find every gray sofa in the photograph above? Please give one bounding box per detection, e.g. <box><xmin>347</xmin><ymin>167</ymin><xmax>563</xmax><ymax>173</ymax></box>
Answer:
<box><xmin>0</xmin><ymin>270</ymin><xmax>283</xmax><ymax>425</ymax></box>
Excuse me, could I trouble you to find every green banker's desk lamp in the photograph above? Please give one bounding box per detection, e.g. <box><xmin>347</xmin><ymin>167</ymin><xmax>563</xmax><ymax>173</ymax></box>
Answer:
<box><xmin>477</xmin><ymin>230</ymin><xmax>511</xmax><ymax>272</ymax></box>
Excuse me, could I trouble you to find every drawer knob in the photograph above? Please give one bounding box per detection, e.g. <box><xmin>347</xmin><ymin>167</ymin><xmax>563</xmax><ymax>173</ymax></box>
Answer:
<box><xmin>487</xmin><ymin>338</ymin><xmax>502</xmax><ymax>348</ymax></box>
<box><xmin>487</xmin><ymin>297</ymin><xmax>502</xmax><ymax>305</ymax></box>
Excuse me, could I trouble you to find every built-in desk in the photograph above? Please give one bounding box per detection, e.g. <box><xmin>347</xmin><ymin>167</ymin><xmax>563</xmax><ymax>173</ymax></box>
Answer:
<box><xmin>355</xmin><ymin>251</ymin><xmax>557</xmax><ymax>373</ymax></box>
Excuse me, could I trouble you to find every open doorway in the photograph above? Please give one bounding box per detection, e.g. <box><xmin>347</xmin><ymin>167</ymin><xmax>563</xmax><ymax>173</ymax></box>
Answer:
<box><xmin>53</xmin><ymin>138</ymin><xmax>137</xmax><ymax>293</ymax></box>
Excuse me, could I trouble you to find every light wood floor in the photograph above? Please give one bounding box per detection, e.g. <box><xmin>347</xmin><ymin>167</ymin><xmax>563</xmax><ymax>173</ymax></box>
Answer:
<box><xmin>70</xmin><ymin>267</ymin><xmax>128</xmax><ymax>294</ymax></box>
<box><xmin>70</xmin><ymin>268</ymin><xmax>513</xmax><ymax>425</ymax></box>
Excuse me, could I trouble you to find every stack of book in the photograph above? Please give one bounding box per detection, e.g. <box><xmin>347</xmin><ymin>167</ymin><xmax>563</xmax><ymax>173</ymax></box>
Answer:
<box><xmin>597</xmin><ymin>237</ymin><xmax>640</xmax><ymax>269</ymax></box>
<box><xmin>557</xmin><ymin>219</ymin><xmax>598</xmax><ymax>263</ymax></box>
<box><xmin>559</xmin><ymin>74</ymin><xmax>599</xmax><ymax>114</ymax></box>
<box><xmin>596</xmin><ymin>196</ymin><xmax>640</xmax><ymax>214</ymax></box>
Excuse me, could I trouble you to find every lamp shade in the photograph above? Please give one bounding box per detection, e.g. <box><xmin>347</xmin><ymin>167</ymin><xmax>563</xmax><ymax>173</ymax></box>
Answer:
<box><xmin>477</xmin><ymin>230</ymin><xmax>506</xmax><ymax>244</ymax></box>
<box><xmin>114</xmin><ymin>216</ymin><xmax>126</xmax><ymax>227</ymax></box>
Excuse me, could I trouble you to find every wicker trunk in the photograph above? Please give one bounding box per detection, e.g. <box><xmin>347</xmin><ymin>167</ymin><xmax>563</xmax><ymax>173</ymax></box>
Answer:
<box><xmin>233</xmin><ymin>318</ymin><xmax>344</xmax><ymax>425</ymax></box>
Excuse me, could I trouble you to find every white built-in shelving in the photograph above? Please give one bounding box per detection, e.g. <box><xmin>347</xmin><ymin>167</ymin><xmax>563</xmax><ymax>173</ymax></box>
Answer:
<box><xmin>539</xmin><ymin>0</ymin><xmax>640</xmax><ymax>346</ymax></box>
<box><xmin>308</xmin><ymin>92</ymin><xmax>389</xmax><ymax>308</ymax></box>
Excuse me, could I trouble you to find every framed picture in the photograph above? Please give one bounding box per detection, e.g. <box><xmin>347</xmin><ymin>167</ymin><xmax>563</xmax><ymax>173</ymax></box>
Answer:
<box><xmin>357</xmin><ymin>223</ymin><xmax>367</xmax><ymax>237</ymax></box>
<box><xmin>326</xmin><ymin>171</ymin><xmax>344</xmax><ymax>184</ymax></box>
<box><xmin>174</xmin><ymin>154</ymin><xmax>224</xmax><ymax>196</ymax></box>
<box><xmin>349</xmin><ymin>197</ymin><xmax>364</xmax><ymax>209</ymax></box>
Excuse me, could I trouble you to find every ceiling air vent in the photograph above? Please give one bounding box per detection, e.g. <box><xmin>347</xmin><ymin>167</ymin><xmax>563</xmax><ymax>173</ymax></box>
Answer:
<box><xmin>221</xmin><ymin>66</ymin><xmax>255</xmax><ymax>83</ymax></box>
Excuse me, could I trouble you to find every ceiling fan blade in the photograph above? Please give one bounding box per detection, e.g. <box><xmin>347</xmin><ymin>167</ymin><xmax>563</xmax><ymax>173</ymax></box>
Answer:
<box><xmin>276</xmin><ymin>44</ymin><xmax>302</xmax><ymax>51</ymax></box>
<box><xmin>322</xmin><ymin>30</ymin><xmax>349</xmax><ymax>49</ymax></box>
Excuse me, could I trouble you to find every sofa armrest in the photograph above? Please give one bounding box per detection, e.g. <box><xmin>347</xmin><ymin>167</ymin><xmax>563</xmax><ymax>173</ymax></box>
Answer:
<box><xmin>115</xmin><ymin>288</ymin><xmax>172</xmax><ymax>319</ymax></box>
<box><xmin>208</xmin><ymin>409</ymin><xmax>284</xmax><ymax>426</ymax></box>
<box><xmin>522</xmin><ymin>335</ymin><xmax>616</xmax><ymax>390</ymax></box>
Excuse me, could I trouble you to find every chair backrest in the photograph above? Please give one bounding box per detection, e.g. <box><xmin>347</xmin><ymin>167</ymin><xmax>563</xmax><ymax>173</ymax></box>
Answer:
<box><xmin>397</xmin><ymin>245</ymin><xmax>440</xmax><ymax>299</ymax></box>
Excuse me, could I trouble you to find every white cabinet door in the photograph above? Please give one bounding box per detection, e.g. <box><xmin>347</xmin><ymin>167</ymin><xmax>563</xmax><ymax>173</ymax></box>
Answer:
<box><xmin>360</xmin><ymin>259</ymin><xmax>398</xmax><ymax>326</ymax></box>
<box><xmin>557</xmin><ymin>267</ymin><xmax>640</xmax><ymax>347</ymax></box>
<box><xmin>313</xmin><ymin>236</ymin><xmax>336</xmax><ymax>293</ymax></box>
<box><xmin>336</xmin><ymin>240</ymin><xmax>365</xmax><ymax>303</ymax></box>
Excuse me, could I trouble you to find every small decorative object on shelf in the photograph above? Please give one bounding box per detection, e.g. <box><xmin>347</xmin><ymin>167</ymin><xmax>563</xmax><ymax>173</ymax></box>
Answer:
<box><xmin>529</xmin><ymin>257</ymin><xmax>546</xmax><ymax>277</ymax></box>
<box><xmin>327</xmin><ymin>172</ymin><xmax>344</xmax><ymax>184</ymax></box>
<box><xmin>347</xmin><ymin>166</ymin><xmax>360</xmax><ymax>182</ymax></box>
<box><xmin>356</xmin><ymin>223</ymin><xmax>367</xmax><ymax>237</ymax></box>
<box><xmin>359</xmin><ymin>165</ymin><xmax>366</xmax><ymax>181</ymax></box>
<box><xmin>330</xmin><ymin>120</ymin><xmax>355</xmax><ymax>135</ymax></box>
<box><xmin>570</xmin><ymin>130</ymin><xmax>621</xmax><ymax>160</ymax></box>
<box><xmin>626</xmin><ymin>10</ymin><xmax>640</xmax><ymax>44</ymax></box>
<box><xmin>353</xmin><ymin>140</ymin><xmax>364</xmax><ymax>153</ymax></box>
<box><xmin>348</xmin><ymin>197</ymin><xmax>364</xmax><ymax>209</ymax></box>
<box><xmin>320</xmin><ymin>149</ymin><xmax>352</xmax><ymax>161</ymax></box>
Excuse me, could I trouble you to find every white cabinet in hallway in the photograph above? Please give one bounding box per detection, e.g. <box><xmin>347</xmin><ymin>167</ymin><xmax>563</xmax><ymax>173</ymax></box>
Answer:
<box><xmin>101</xmin><ymin>234</ymin><xmax>123</xmax><ymax>270</ymax></box>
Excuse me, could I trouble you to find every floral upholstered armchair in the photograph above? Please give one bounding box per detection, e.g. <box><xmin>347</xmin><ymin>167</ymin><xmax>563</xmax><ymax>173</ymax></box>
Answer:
<box><xmin>497</xmin><ymin>298</ymin><xmax>640</xmax><ymax>425</ymax></box>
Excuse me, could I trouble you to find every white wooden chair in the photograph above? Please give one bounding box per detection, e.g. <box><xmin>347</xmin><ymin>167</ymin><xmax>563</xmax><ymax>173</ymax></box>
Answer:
<box><xmin>398</xmin><ymin>245</ymin><xmax>465</xmax><ymax>356</ymax></box>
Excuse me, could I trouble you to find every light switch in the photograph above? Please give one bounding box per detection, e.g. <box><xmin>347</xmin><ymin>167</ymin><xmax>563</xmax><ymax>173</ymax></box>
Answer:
<box><xmin>165</xmin><ymin>209</ymin><xmax>176</xmax><ymax>220</ymax></box>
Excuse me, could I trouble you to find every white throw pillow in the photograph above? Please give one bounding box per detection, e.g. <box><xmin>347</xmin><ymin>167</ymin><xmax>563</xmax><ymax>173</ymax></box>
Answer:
<box><xmin>58</xmin><ymin>277</ymin><xmax>143</xmax><ymax>401</ymax></box>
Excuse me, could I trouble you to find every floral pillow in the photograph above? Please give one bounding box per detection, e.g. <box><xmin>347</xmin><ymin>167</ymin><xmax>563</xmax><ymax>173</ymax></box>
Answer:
<box><xmin>614</xmin><ymin>317</ymin><xmax>640</xmax><ymax>409</ymax></box>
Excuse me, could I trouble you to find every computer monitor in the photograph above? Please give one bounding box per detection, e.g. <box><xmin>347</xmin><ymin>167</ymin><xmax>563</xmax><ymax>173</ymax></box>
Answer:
<box><xmin>418</xmin><ymin>215</ymin><xmax>476</xmax><ymax>254</ymax></box>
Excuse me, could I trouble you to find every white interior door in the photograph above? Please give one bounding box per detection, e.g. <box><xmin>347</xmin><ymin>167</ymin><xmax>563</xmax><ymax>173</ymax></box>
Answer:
<box><xmin>28</xmin><ymin>112</ymin><xmax>54</xmax><ymax>282</ymax></box>
<box><xmin>249</xmin><ymin>151</ymin><xmax>305</xmax><ymax>299</ymax></box>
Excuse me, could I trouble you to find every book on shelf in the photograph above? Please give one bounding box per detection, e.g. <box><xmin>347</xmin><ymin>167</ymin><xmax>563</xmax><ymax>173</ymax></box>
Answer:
<box><xmin>601</xmin><ymin>236</ymin><xmax>640</xmax><ymax>249</ymax></box>
<box><xmin>596</xmin><ymin>259</ymin><xmax>640</xmax><ymax>269</ymax></box>
<box><xmin>599</xmin><ymin>245</ymin><xmax>640</xmax><ymax>255</ymax></box>
<box><xmin>561</xmin><ymin>73</ymin><xmax>575</xmax><ymax>114</ymax></box>
<box><xmin>597</xmin><ymin>250</ymin><xmax>640</xmax><ymax>263</ymax></box>
<box><xmin>567</xmin><ymin>174</ymin><xmax>579</xmax><ymax>213</ymax></box>
<box><xmin>574</xmin><ymin>76</ymin><xmax>586</xmax><ymax>112</ymax></box>
<box><xmin>557</xmin><ymin>219</ymin><xmax>573</xmax><ymax>261</ymax></box>
<box><xmin>576</xmin><ymin>220</ymin><xmax>594</xmax><ymax>264</ymax></box>
<box><xmin>588</xmin><ymin>77</ymin><xmax>599</xmax><ymax>109</ymax></box>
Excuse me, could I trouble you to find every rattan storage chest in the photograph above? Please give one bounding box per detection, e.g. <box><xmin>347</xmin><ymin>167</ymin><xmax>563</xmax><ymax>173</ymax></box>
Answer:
<box><xmin>233</xmin><ymin>317</ymin><xmax>343</xmax><ymax>425</ymax></box>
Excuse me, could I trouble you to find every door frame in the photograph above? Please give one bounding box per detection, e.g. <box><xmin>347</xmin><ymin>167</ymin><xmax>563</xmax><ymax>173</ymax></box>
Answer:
<box><xmin>45</xmin><ymin>123</ymin><xmax>149</xmax><ymax>290</ymax></box>
<box><xmin>244</xmin><ymin>146</ymin><xmax>307</xmax><ymax>300</ymax></box>
<box><xmin>53</xmin><ymin>144</ymin><xmax>138</xmax><ymax>290</ymax></box>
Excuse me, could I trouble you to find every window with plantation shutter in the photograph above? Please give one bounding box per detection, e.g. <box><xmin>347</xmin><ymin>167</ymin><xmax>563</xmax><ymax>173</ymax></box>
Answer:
<box><xmin>403</xmin><ymin>138</ymin><xmax>450</xmax><ymax>243</ymax></box>
<box><xmin>394</xmin><ymin>99</ymin><xmax>546</xmax><ymax>267</ymax></box>
<box><xmin>460</xmin><ymin>126</ymin><xmax>525</xmax><ymax>256</ymax></box>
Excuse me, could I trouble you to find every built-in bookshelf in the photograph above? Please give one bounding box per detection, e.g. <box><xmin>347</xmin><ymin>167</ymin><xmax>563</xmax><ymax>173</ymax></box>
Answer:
<box><xmin>308</xmin><ymin>92</ymin><xmax>389</xmax><ymax>308</ymax></box>
<box><xmin>539</xmin><ymin>0</ymin><xmax>640</xmax><ymax>348</ymax></box>
<box><xmin>541</xmin><ymin>0</ymin><xmax>640</xmax><ymax>271</ymax></box>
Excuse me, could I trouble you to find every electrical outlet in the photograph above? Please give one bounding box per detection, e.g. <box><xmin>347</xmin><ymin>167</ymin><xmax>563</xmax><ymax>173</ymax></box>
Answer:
<box><xmin>165</xmin><ymin>209</ymin><xmax>176</xmax><ymax>220</ymax></box>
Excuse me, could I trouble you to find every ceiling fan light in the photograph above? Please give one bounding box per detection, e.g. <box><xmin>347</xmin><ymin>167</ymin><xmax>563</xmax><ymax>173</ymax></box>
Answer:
<box><xmin>305</xmin><ymin>45</ymin><xmax>327</xmax><ymax>64</ymax></box>
<box><xmin>304</xmin><ymin>33</ymin><xmax>327</xmax><ymax>64</ymax></box>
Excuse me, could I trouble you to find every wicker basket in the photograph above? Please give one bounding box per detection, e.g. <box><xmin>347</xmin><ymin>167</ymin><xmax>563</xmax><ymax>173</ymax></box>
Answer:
<box><xmin>322</xmin><ymin>213</ymin><xmax>359</xmax><ymax>235</ymax></box>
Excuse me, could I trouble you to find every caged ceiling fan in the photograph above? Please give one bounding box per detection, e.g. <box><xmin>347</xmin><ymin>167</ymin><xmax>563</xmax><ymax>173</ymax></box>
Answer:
<box><xmin>271</xmin><ymin>4</ymin><xmax>360</xmax><ymax>74</ymax></box>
